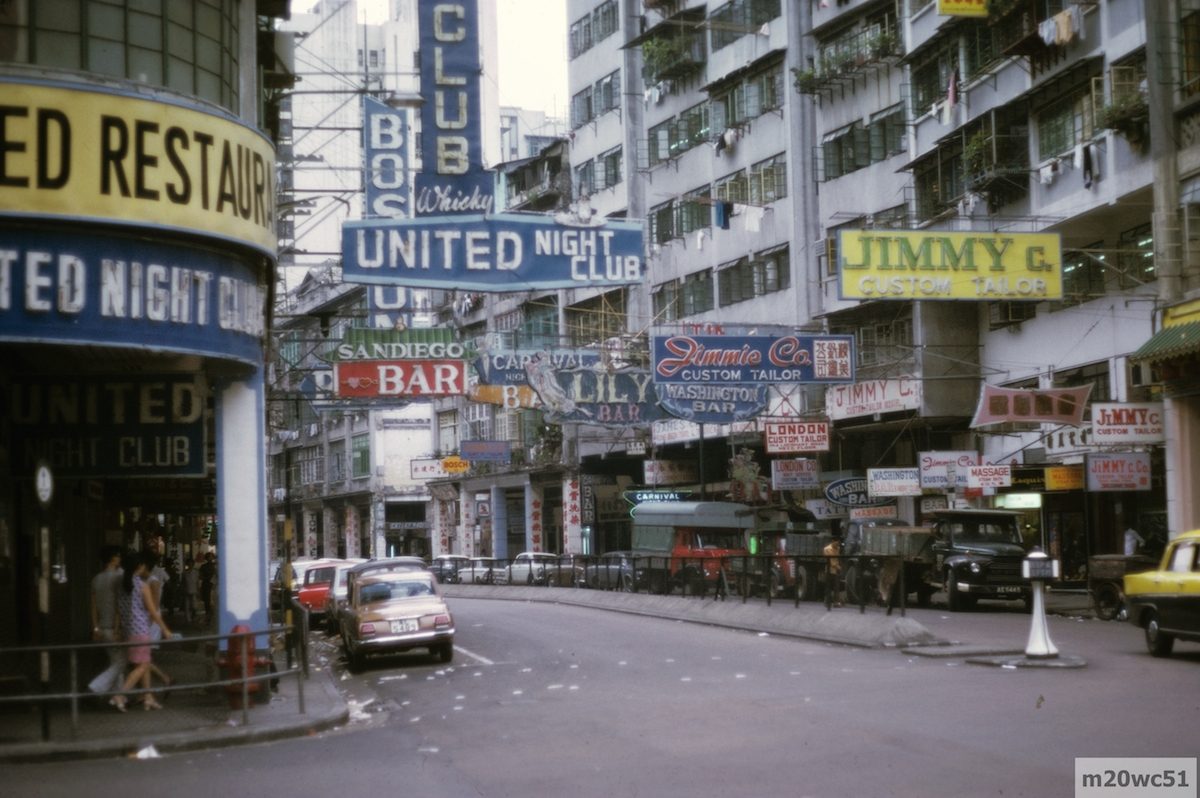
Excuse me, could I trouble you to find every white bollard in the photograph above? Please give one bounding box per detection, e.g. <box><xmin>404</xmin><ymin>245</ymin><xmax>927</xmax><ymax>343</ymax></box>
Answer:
<box><xmin>1022</xmin><ymin>549</ymin><xmax>1060</xmax><ymax>659</ymax></box>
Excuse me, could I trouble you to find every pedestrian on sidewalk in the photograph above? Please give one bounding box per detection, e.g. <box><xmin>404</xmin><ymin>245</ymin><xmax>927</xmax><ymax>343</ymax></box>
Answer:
<box><xmin>182</xmin><ymin>556</ymin><xmax>199</xmax><ymax>622</ymax></box>
<box><xmin>199</xmin><ymin>552</ymin><xmax>216</xmax><ymax>621</ymax></box>
<box><xmin>1124</xmin><ymin>524</ymin><xmax>1144</xmax><ymax>556</ymax></box>
<box><xmin>87</xmin><ymin>546</ymin><xmax>125</xmax><ymax>700</ymax></box>
<box><xmin>113</xmin><ymin>550</ymin><xmax>173</xmax><ymax>712</ymax></box>
<box><xmin>823</xmin><ymin>535</ymin><xmax>845</xmax><ymax>607</ymax></box>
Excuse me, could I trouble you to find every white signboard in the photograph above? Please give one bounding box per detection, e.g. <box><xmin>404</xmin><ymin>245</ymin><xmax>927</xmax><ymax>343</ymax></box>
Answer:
<box><xmin>849</xmin><ymin>505</ymin><xmax>899</xmax><ymax>521</ymax></box>
<box><xmin>411</xmin><ymin>458</ymin><xmax>451</xmax><ymax>479</ymax></box>
<box><xmin>644</xmin><ymin>459</ymin><xmax>698</xmax><ymax>486</ymax></box>
<box><xmin>967</xmin><ymin>464</ymin><xmax>1012</xmax><ymax>488</ymax></box>
<box><xmin>764</xmin><ymin>421</ymin><xmax>830</xmax><ymax>453</ymax></box>
<box><xmin>918</xmin><ymin>450</ymin><xmax>979</xmax><ymax>488</ymax></box>
<box><xmin>867</xmin><ymin>468</ymin><xmax>922</xmax><ymax>496</ymax></box>
<box><xmin>771</xmin><ymin>459</ymin><xmax>820</xmax><ymax>489</ymax></box>
<box><xmin>1086</xmin><ymin>452</ymin><xmax>1152</xmax><ymax>492</ymax></box>
<box><xmin>804</xmin><ymin>498</ymin><xmax>847</xmax><ymax>519</ymax></box>
<box><xmin>825</xmin><ymin>377</ymin><xmax>923</xmax><ymax>421</ymax></box>
<box><xmin>1091</xmin><ymin>402</ymin><xmax>1165</xmax><ymax>445</ymax></box>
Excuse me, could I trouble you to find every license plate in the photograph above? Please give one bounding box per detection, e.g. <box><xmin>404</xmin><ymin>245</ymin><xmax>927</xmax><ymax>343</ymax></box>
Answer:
<box><xmin>996</xmin><ymin>585</ymin><xmax>1022</xmax><ymax>593</ymax></box>
<box><xmin>390</xmin><ymin>619</ymin><xmax>419</xmax><ymax>634</ymax></box>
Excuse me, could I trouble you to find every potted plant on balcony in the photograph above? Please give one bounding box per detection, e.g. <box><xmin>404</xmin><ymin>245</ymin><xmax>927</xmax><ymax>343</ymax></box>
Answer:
<box><xmin>792</xmin><ymin>67</ymin><xmax>820</xmax><ymax>94</ymax></box>
<box><xmin>1097</xmin><ymin>92</ymin><xmax>1149</xmax><ymax>149</ymax></box>
<box><xmin>642</xmin><ymin>36</ymin><xmax>686</xmax><ymax>83</ymax></box>
<box><xmin>963</xmin><ymin>129</ymin><xmax>991</xmax><ymax>183</ymax></box>
<box><xmin>871</xmin><ymin>30</ymin><xmax>898</xmax><ymax>59</ymax></box>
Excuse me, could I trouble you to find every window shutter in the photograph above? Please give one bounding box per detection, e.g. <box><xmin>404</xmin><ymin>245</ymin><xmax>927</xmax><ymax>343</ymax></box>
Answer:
<box><xmin>853</xmin><ymin>124</ymin><xmax>871</xmax><ymax>169</ymax></box>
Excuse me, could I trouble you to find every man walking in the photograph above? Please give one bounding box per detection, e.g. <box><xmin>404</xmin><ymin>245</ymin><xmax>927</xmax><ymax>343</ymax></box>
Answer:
<box><xmin>87</xmin><ymin>546</ymin><xmax>125</xmax><ymax>699</ymax></box>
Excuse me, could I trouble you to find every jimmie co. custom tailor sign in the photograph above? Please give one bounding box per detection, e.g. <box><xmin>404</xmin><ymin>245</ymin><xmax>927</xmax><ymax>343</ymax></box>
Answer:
<box><xmin>652</xmin><ymin>334</ymin><xmax>855</xmax><ymax>384</ymax></box>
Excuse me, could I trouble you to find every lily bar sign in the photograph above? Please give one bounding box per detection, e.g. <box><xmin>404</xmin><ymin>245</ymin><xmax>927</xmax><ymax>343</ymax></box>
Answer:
<box><xmin>838</xmin><ymin>230</ymin><xmax>1062</xmax><ymax>301</ymax></box>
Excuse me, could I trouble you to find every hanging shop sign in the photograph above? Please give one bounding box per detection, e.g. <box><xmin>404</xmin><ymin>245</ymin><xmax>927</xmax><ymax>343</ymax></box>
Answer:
<box><xmin>363</xmin><ymin>95</ymin><xmax>411</xmax><ymax>218</ymax></box>
<box><xmin>0</xmin><ymin>226</ymin><xmax>266</xmax><ymax>365</ymax></box>
<box><xmin>771</xmin><ymin>459</ymin><xmax>820</xmax><ymax>490</ymax></box>
<box><xmin>1044</xmin><ymin>464</ymin><xmax>1085</xmax><ymax>491</ymax></box>
<box><xmin>469</xmin><ymin>349</ymin><xmax>666</xmax><ymax>427</ymax></box>
<box><xmin>366</xmin><ymin>286</ymin><xmax>435</xmax><ymax>330</ymax></box>
<box><xmin>970</xmin><ymin>384</ymin><xmax>1092</xmax><ymax>427</ymax></box>
<box><xmin>967</xmin><ymin>464</ymin><xmax>1012</xmax><ymax>489</ymax></box>
<box><xmin>838</xmin><ymin>230</ymin><xmax>1062</xmax><ymax>301</ymax></box>
<box><xmin>918</xmin><ymin>450</ymin><xmax>979</xmax><ymax>489</ymax></box>
<box><xmin>849</xmin><ymin>505</ymin><xmax>899</xmax><ymax>521</ymax></box>
<box><xmin>9</xmin><ymin>375</ymin><xmax>206</xmax><ymax>477</ymax></box>
<box><xmin>1090</xmin><ymin>402</ymin><xmax>1165</xmax><ymax>445</ymax></box>
<box><xmin>824</xmin><ymin>477</ymin><xmax>893</xmax><ymax>508</ymax></box>
<box><xmin>1085</xmin><ymin>452</ymin><xmax>1152</xmax><ymax>492</ymax></box>
<box><xmin>332</xmin><ymin>328</ymin><xmax>470</xmax><ymax>361</ymax></box>
<box><xmin>0</xmin><ymin>79</ymin><xmax>276</xmax><ymax>255</ymax></box>
<box><xmin>804</xmin><ymin>498</ymin><xmax>848</xmax><ymax>520</ymax></box>
<box><xmin>655</xmin><ymin>383</ymin><xmax>768</xmax><ymax>424</ymax></box>
<box><xmin>764</xmin><ymin>420</ymin><xmax>830</xmax><ymax>454</ymax></box>
<box><xmin>441</xmin><ymin>455</ymin><xmax>470</xmax><ymax>475</ymax></box>
<box><xmin>867</xmin><ymin>468</ymin><xmax>922</xmax><ymax>497</ymax></box>
<box><xmin>825</xmin><ymin>376</ymin><xmax>922</xmax><ymax>421</ymax></box>
<box><xmin>342</xmin><ymin>213</ymin><xmax>644</xmax><ymax>291</ymax></box>
<box><xmin>461</xmin><ymin>440</ymin><xmax>511</xmax><ymax>462</ymax></box>
<box><xmin>644</xmin><ymin>459</ymin><xmax>699</xmax><ymax>486</ymax></box>
<box><xmin>652</xmin><ymin>334</ymin><xmax>855</xmax><ymax>384</ymax></box>
<box><xmin>937</xmin><ymin>0</ymin><xmax>987</xmax><ymax>17</ymax></box>
<box><xmin>415</xmin><ymin>0</ymin><xmax>493</xmax><ymax>216</ymax></box>
<box><xmin>411</xmin><ymin>458</ymin><xmax>452</xmax><ymax>480</ymax></box>
<box><xmin>333</xmin><ymin>359</ymin><xmax>467</xmax><ymax>398</ymax></box>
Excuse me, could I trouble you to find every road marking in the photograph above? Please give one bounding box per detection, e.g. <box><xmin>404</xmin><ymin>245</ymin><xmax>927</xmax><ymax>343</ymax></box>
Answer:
<box><xmin>454</xmin><ymin>644</ymin><xmax>495</xmax><ymax>666</ymax></box>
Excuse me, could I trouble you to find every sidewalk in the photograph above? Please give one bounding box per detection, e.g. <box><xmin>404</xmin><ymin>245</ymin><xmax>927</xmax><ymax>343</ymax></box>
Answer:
<box><xmin>0</xmin><ymin>613</ymin><xmax>348</xmax><ymax>764</ymax></box>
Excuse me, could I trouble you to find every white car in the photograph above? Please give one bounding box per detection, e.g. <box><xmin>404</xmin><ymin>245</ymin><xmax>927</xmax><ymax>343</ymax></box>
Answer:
<box><xmin>507</xmin><ymin>552</ymin><xmax>582</xmax><ymax>586</ymax></box>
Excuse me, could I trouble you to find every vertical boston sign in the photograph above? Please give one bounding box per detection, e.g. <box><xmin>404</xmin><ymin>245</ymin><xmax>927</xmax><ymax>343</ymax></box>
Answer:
<box><xmin>416</xmin><ymin>0</ymin><xmax>494</xmax><ymax>216</ymax></box>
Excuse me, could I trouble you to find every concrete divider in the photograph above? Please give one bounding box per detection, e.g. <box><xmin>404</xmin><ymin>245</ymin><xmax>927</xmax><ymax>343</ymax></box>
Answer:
<box><xmin>441</xmin><ymin>585</ymin><xmax>944</xmax><ymax>649</ymax></box>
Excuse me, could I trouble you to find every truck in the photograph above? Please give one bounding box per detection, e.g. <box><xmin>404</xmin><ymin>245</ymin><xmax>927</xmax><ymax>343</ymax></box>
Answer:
<box><xmin>736</xmin><ymin>510</ymin><xmax>834</xmax><ymax>600</ymax></box>
<box><xmin>630</xmin><ymin>501</ymin><xmax>753</xmax><ymax>595</ymax></box>
<box><xmin>844</xmin><ymin>509</ymin><xmax>1032</xmax><ymax>610</ymax></box>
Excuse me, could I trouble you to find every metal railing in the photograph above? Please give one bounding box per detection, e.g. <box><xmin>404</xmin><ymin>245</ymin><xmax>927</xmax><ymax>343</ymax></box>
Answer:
<box><xmin>0</xmin><ymin>619</ymin><xmax>308</xmax><ymax>745</ymax></box>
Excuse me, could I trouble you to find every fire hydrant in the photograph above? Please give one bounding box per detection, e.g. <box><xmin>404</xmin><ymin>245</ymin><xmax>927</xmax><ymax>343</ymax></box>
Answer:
<box><xmin>224</xmin><ymin>624</ymin><xmax>260</xmax><ymax>709</ymax></box>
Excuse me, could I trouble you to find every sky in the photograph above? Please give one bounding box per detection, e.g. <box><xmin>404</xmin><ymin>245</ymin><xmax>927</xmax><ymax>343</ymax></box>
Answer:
<box><xmin>350</xmin><ymin>0</ymin><xmax>569</xmax><ymax>119</ymax></box>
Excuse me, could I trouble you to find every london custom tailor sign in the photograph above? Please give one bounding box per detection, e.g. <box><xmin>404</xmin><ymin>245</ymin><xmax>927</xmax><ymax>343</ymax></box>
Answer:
<box><xmin>342</xmin><ymin>213</ymin><xmax>644</xmax><ymax>291</ymax></box>
<box><xmin>771</xmin><ymin>459</ymin><xmax>820</xmax><ymax>490</ymax></box>
<box><xmin>8</xmin><ymin>375</ymin><xmax>206</xmax><ymax>477</ymax></box>
<box><xmin>764</xmin><ymin>420</ymin><xmax>831</xmax><ymax>454</ymax></box>
<box><xmin>0</xmin><ymin>227</ymin><xmax>266</xmax><ymax>365</ymax></box>
<box><xmin>970</xmin><ymin>384</ymin><xmax>1092</xmax><ymax>427</ymax></box>
<box><xmin>0</xmin><ymin>79</ymin><xmax>276</xmax><ymax>255</ymax></box>
<box><xmin>415</xmin><ymin>0</ymin><xmax>493</xmax><ymax>215</ymax></box>
<box><xmin>838</xmin><ymin>230</ymin><xmax>1062</xmax><ymax>301</ymax></box>
<box><xmin>652</xmin><ymin>334</ymin><xmax>855</xmax><ymax>384</ymax></box>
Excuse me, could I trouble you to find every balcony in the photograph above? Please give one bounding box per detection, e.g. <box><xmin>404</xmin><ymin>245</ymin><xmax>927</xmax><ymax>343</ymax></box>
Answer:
<box><xmin>793</xmin><ymin>22</ymin><xmax>901</xmax><ymax>99</ymax></box>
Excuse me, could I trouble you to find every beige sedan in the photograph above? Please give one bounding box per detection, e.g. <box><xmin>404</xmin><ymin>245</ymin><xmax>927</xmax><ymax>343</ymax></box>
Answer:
<box><xmin>341</xmin><ymin>571</ymin><xmax>455</xmax><ymax>670</ymax></box>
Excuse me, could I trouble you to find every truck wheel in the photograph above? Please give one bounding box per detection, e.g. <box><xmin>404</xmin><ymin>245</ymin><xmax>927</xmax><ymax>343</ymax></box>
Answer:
<box><xmin>845</xmin><ymin>564</ymin><xmax>874</xmax><ymax>605</ymax></box>
<box><xmin>1144</xmin><ymin>612</ymin><xmax>1175</xmax><ymax>657</ymax></box>
<box><xmin>1092</xmin><ymin>582</ymin><xmax>1122</xmax><ymax>621</ymax></box>
<box><xmin>945</xmin><ymin>571</ymin><xmax>964</xmax><ymax>612</ymax></box>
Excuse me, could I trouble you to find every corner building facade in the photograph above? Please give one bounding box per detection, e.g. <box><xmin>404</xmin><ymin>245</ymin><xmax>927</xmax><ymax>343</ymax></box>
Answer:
<box><xmin>0</xmin><ymin>0</ymin><xmax>286</xmax><ymax>650</ymax></box>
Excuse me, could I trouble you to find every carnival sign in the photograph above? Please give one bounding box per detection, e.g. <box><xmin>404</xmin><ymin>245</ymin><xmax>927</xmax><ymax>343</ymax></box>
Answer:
<box><xmin>342</xmin><ymin>213</ymin><xmax>644</xmax><ymax>291</ymax></box>
<box><xmin>970</xmin><ymin>384</ymin><xmax>1092</xmax><ymax>428</ymax></box>
<box><xmin>652</xmin><ymin>334</ymin><xmax>855</xmax><ymax>384</ymax></box>
<box><xmin>764</xmin><ymin>420</ymin><xmax>830</xmax><ymax>454</ymax></box>
<box><xmin>1090</xmin><ymin>402</ymin><xmax>1165</xmax><ymax>445</ymax></box>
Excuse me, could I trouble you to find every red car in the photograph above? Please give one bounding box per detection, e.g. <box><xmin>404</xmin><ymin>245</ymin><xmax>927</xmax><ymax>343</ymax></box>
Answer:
<box><xmin>297</xmin><ymin>559</ymin><xmax>353</xmax><ymax>621</ymax></box>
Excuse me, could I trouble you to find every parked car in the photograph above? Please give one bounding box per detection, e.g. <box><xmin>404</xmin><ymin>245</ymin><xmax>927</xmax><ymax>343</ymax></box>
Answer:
<box><xmin>1124</xmin><ymin>529</ymin><xmax>1200</xmax><ymax>657</ymax></box>
<box><xmin>341</xmin><ymin>570</ymin><xmax>455</xmax><ymax>671</ymax></box>
<box><xmin>272</xmin><ymin>558</ymin><xmax>344</xmax><ymax>612</ymax></box>
<box><xmin>296</xmin><ymin>560</ymin><xmax>349</xmax><ymax>621</ymax></box>
<box><xmin>460</xmin><ymin>557</ymin><xmax>501</xmax><ymax>584</ymax></box>
<box><xmin>320</xmin><ymin>559</ymin><xmax>368</xmax><ymax>633</ymax></box>
<box><xmin>507</xmin><ymin>551</ymin><xmax>582</xmax><ymax>586</ymax></box>
<box><xmin>430</xmin><ymin>554</ymin><xmax>471</xmax><ymax>584</ymax></box>
<box><xmin>340</xmin><ymin>557</ymin><xmax>429</xmax><ymax>638</ymax></box>
<box><xmin>583</xmin><ymin>551</ymin><xmax>640</xmax><ymax>591</ymax></box>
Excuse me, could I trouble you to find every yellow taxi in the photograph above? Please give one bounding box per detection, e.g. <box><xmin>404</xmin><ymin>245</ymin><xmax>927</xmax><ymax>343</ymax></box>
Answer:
<box><xmin>1124</xmin><ymin>529</ymin><xmax>1200</xmax><ymax>657</ymax></box>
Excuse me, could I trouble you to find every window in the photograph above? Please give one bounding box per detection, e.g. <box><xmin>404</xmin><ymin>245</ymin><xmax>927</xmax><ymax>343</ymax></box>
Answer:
<box><xmin>599</xmin><ymin>146</ymin><xmax>623</xmax><ymax>189</ymax></box>
<box><xmin>329</xmin><ymin>442</ymin><xmax>346</xmax><ymax>482</ymax></box>
<box><xmin>593</xmin><ymin>1</ymin><xmax>619</xmax><ymax>43</ymax></box>
<box><xmin>594</xmin><ymin>70</ymin><xmax>621</xmax><ymax>115</ymax></box>
<box><xmin>574</xmin><ymin>160</ymin><xmax>595</xmax><ymax>197</ymax></box>
<box><xmin>368</xmin><ymin>50</ymin><xmax>380</xmax><ymax>68</ymax></box>
<box><xmin>650</xmin><ymin>200</ymin><xmax>677</xmax><ymax>244</ymax></box>
<box><xmin>351</xmin><ymin>434</ymin><xmax>370</xmax><ymax>478</ymax></box>
<box><xmin>912</xmin><ymin>44</ymin><xmax>956</xmax><ymax>112</ymax></box>
<box><xmin>1056</xmin><ymin>244</ymin><xmax>1106</xmax><ymax>307</ymax></box>
<box><xmin>570</xmin><ymin>85</ymin><xmax>594</xmax><ymax>129</ymax></box>
<box><xmin>869</xmin><ymin>106</ymin><xmax>906</xmax><ymax>163</ymax></box>
<box><xmin>913</xmin><ymin>145</ymin><xmax>964</xmax><ymax>221</ymax></box>
<box><xmin>1038</xmin><ymin>90</ymin><xmax>1094</xmax><ymax>160</ymax></box>
<box><xmin>712</xmin><ymin>61</ymin><xmax>782</xmax><ymax>130</ymax></box>
<box><xmin>749</xmin><ymin>153</ymin><xmax>787</xmax><ymax>204</ymax></box>
<box><xmin>1116</xmin><ymin>222</ymin><xmax>1154</xmax><ymax>288</ymax></box>
<box><xmin>845</xmin><ymin>317</ymin><xmax>913</xmax><ymax>368</ymax></box>
<box><xmin>1054</xmin><ymin>361</ymin><xmax>1111</xmax><ymax>404</ymax></box>
<box><xmin>438</xmin><ymin>410</ymin><xmax>459</xmax><ymax>454</ymax></box>
<box><xmin>718</xmin><ymin>246</ymin><xmax>791</xmax><ymax>306</ymax></box>
<box><xmin>297</xmin><ymin>446</ymin><xmax>325</xmax><ymax>486</ymax></box>
<box><xmin>653</xmin><ymin>281</ymin><xmax>680</xmax><ymax>322</ymax></box>
<box><xmin>648</xmin><ymin>119</ymin><xmax>673</xmax><ymax>166</ymax></box>
<box><xmin>714</xmin><ymin>168</ymin><xmax>749</xmax><ymax>203</ymax></box>
<box><xmin>569</xmin><ymin>12</ymin><xmax>593</xmax><ymax>58</ymax></box>
<box><xmin>519</xmin><ymin>299</ymin><xmax>559</xmax><ymax>349</ymax></box>
<box><xmin>822</xmin><ymin>124</ymin><xmax>869</xmax><ymax>182</ymax></box>
<box><xmin>647</xmin><ymin>102</ymin><xmax>711</xmax><ymax>166</ymax></box>
<box><xmin>710</xmin><ymin>0</ymin><xmax>781</xmax><ymax>51</ymax></box>
<box><xmin>681</xmin><ymin>270</ymin><xmax>714</xmax><ymax>316</ymax></box>
<box><xmin>1184</xmin><ymin>7</ymin><xmax>1200</xmax><ymax>98</ymax></box>
<box><xmin>566</xmin><ymin>290</ymin><xmax>626</xmax><ymax>347</ymax></box>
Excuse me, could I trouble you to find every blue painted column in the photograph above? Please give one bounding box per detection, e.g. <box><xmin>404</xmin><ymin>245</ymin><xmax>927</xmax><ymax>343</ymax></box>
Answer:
<box><xmin>213</xmin><ymin>367</ymin><xmax>269</xmax><ymax>644</ymax></box>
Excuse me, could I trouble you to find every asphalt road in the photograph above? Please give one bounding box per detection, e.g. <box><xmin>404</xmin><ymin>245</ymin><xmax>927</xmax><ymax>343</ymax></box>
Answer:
<box><xmin>6</xmin><ymin>597</ymin><xmax>1198</xmax><ymax>798</ymax></box>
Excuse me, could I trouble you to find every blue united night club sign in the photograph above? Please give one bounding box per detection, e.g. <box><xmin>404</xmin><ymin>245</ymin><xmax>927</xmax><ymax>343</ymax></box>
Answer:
<box><xmin>416</xmin><ymin>0</ymin><xmax>494</xmax><ymax>216</ymax></box>
<box><xmin>342</xmin><ymin>213</ymin><xmax>644</xmax><ymax>292</ymax></box>
<box><xmin>0</xmin><ymin>225</ymin><xmax>266</xmax><ymax>365</ymax></box>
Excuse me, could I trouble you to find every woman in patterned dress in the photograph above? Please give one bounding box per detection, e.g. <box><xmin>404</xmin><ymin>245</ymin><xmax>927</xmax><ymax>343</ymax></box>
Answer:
<box><xmin>113</xmin><ymin>550</ymin><xmax>173</xmax><ymax>711</ymax></box>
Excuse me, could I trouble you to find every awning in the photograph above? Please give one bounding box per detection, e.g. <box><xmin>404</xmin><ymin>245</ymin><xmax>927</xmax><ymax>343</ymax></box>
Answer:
<box><xmin>1130</xmin><ymin>321</ymin><xmax>1200</xmax><ymax>364</ymax></box>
